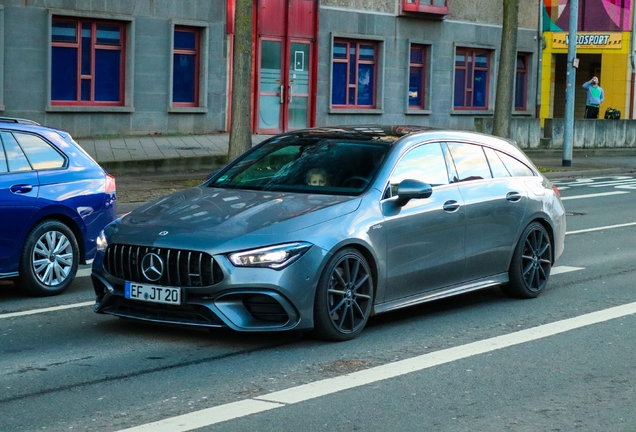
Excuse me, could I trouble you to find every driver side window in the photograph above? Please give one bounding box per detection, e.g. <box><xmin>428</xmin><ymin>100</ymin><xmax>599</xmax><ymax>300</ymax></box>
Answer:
<box><xmin>388</xmin><ymin>143</ymin><xmax>449</xmax><ymax>197</ymax></box>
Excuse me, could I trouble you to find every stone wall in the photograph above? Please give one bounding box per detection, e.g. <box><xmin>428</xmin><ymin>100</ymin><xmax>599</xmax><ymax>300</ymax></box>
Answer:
<box><xmin>544</xmin><ymin>119</ymin><xmax>636</xmax><ymax>148</ymax></box>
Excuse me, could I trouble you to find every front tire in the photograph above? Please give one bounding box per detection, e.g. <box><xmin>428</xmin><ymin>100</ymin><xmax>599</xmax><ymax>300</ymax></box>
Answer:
<box><xmin>313</xmin><ymin>248</ymin><xmax>374</xmax><ymax>341</ymax></box>
<box><xmin>17</xmin><ymin>220</ymin><xmax>79</xmax><ymax>297</ymax></box>
<box><xmin>502</xmin><ymin>222</ymin><xmax>552</xmax><ymax>299</ymax></box>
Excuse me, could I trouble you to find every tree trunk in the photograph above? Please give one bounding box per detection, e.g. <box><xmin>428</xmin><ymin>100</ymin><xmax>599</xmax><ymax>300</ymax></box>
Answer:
<box><xmin>228</xmin><ymin>0</ymin><xmax>254</xmax><ymax>162</ymax></box>
<box><xmin>492</xmin><ymin>0</ymin><xmax>519</xmax><ymax>139</ymax></box>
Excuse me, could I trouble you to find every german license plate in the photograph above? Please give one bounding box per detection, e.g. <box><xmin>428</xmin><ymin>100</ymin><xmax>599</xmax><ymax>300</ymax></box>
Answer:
<box><xmin>125</xmin><ymin>282</ymin><xmax>181</xmax><ymax>305</ymax></box>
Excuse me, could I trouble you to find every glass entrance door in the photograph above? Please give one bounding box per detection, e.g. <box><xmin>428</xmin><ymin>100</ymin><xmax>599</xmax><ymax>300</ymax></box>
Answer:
<box><xmin>256</xmin><ymin>39</ymin><xmax>312</xmax><ymax>134</ymax></box>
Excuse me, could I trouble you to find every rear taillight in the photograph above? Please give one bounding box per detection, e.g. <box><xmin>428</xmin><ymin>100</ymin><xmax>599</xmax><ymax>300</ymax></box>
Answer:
<box><xmin>552</xmin><ymin>185</ymin><xmax>561</xmax><ymax>197</ymax></box>
<box><xmin>105</xmin><ymin>173</ymin><xmax>116</xmax><ymax>194</ymax></box>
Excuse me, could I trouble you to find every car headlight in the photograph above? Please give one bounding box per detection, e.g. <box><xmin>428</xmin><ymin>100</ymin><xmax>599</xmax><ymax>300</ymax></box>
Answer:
<box><xmin>96</xmin><ymin>230</ymin><xmax>108</xmax><ymax>252</ymax></box>
<box><xmin>228</xmin><ymin>242</ymin><xmax>312</xmax><ymax>269</ymax></box>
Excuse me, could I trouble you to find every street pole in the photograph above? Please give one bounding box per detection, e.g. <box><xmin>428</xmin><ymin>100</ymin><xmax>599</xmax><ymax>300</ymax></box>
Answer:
<box><xmin>563</xmin><ymin>0</ymin><xmax>578</xmax><ymax>167</ymax></box>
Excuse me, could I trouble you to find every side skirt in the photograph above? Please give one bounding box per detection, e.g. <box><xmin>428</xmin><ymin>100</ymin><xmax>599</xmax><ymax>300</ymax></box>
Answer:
<box><xmin>373</xmin><ymin>273</ymin><xmax>509</xmax><ymax>315</ymax></box>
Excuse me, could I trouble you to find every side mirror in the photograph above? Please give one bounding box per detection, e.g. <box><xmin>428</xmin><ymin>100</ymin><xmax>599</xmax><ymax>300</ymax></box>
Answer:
<box><xmin>394</xmin><ymin>179</ymin><xmax>433</xmax><ymax>207</ymax></box>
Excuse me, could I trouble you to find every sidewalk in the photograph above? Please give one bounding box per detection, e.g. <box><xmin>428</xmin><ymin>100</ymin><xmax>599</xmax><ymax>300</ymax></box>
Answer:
<box><xmin>75</xmin><ymin>133</ymin><xmax>636</xmax><ymax>200</ymax></box>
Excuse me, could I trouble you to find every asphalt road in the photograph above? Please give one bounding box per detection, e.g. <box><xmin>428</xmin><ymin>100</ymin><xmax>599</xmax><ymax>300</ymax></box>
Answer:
<box><xmin>1</xmin><ymin>174</ymin><xmax>636</xmax><ymax>431</ymax></box>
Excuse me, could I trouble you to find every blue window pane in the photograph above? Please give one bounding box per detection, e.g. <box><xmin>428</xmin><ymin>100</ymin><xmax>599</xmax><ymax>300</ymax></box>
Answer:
<box><xmin>81</xmin><ymin>23</ymin><xmax>92</xmax><ymax>75</ymax></box>
<box><xmin>357</xmin><ymin>64</ymin><xmax>374</xmax><ymax>105</ymax></box>
<box><xmin>349</xmin><ymin>88</ymin><xmax>355</xmax><ymax>105</ymax></box>
<box><xmin>475</xmin><ymin>53</ymin><xmax>488</xmax><ymax>68</ymax></box>
<box><xmin>333</xmin><ymin>43</ymin><xmax>347</xmax><ymax>59</ymax></box>
<box><xmin>51</xmin><ymin>46</ymin><xmax>78</xmax><ymax>101</ymax></box>
<box><xmin>454</xmin><ymin>69</ymin><xmax>465</xmax><ymax>107</ymax></box>
<box><xmin>95</xmin><ymin>50</ymin><xmax>120</xmax><ymax>101</ymax></box>
<box><xmin>96</xmin><ymin>25</ymin><xmax>120</xmax><ymax>45</ymax></box>
<box><xmin>349</xmin><ymin>48</ymin><xmax>356</xmax><ymax>84</ymax></box>
<box><xmin>52</xmin><ymin>21</ymin><xmax>77</xmax><ymax>42</ymax></box>
<box><xmin>331</xmin><ymin>63</ymin><xmax>346</xmax><ymax>105</ymax></box>
<box><xmin>359</xmin><ymin>45</ymin><xmax>375</xmax><ymax>61</ymax></box>
<box><xmin>409</xmin><ymin>67</ymin><xmax>423</xmax><ymax>107</ymax></box>
<box><xmin>410</xmin><ymin>47</ymin><xmax>423</xmax><ymax>63</ymax></box>
<box><xmin>517</xmin><ymin>55</ymin><xmax>526</xmax><ymax>69</ymax></box>
<box><xmin>1</xmin><ymin>132</ymin><xmax>32</xmax><ymax>172</ymax></box>
<box><xmin>515</xmin><ymin>71</ymin><xmax>526</xmax><ymax>108</ymax></box>
<box><xmin>472</xmin><ymin>70</ymin><xmax>487</xmax><ymax>107</ymax></box>
<box><xmin>81</xmin><ymin>79</ymin><xmax>91</xmax><ymax>101</ymax></box>
<box><xmin>173</xmin><ymin>54</ymin><xmax>196</xmax><ymax>103</ymax></box>
<box><xmin>455</xmin><ymin>52</ymin><xmax>465</xmax><ymax>67</ymax></box>
<box><xmin>174</xmin><ymin>30</ymin><xmax>196</xmax><ymax>50</ymax></box>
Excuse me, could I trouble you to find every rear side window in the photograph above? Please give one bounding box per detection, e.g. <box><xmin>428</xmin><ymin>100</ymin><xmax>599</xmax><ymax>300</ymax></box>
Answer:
<box><xmin>447</xmin><ymin>142</ymin><xmax>492</xmax><ymax>182</ymax></box>
<box><xmin>14</xmin><ymin>132</ymin><xmax>66</xmax><ymax>170</ymax></box>
<box><xmin>0</xmin><ymin>131</ymin><xmax>32</xmax><ymax>172</ymax></box>
<box><xmin>483</xmin><ymin>147</ymin><xmax>510</xmax><ymax>178</ymax></box>
<box><xmin>498</xmin><ymin>151</ymin><xmax>534</xmax><ymax>177</ymax></box>
<box><xmin>0</xmin><ymin>139</ymin><xmax>8</xmax><ymax>173</ymax></box>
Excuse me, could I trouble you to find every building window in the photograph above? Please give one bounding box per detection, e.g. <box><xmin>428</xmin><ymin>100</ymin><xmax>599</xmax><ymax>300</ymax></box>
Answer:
<box><xmin>172</xmin><ymin>26</ymin><xmax>200</xmax><ymax>106</ymax></box>
<box><xmin>331</xmin><ymin>40</ymin><xmax>377</xmax><ymax>108</ymax></box>
<box><xmin>409</xmin><ymin>44</ymin><xmax>427</xmax><ymax>110</ymax></box>
<box><xmin>515</xmin><ymin>54</ymin><xmax>528</xmax><ymax>111</ymax></box>
<box><xmin>51</xmin><ymin>18</ymin><xmax>125</xmax><ymax>105</ymax></box>
<box><xmin>454</xmin><ymin>48</ymin><xmax>490</xmax><ymax>110</ymax></box>
<box><xmin>402</xmin><ymin>0</ymin><xmax>450</xmax><ymax>15</ymax></box>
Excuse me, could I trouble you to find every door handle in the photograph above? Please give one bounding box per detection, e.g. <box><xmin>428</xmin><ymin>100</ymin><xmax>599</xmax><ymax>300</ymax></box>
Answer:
<box><xmin>443</xmin><ymin>200</ymin><xmax>460</xmax><ymax>212</ymax></box>
<box><xmin>288</xmin><ymin>85</ymin><xmax>293</xmax><ymax>103</ymax></box>
<box><xmin>506</xmin><ymin>192</ymin><xmax>522</xmax><ymax>202</ymax></box>
<box><xmin>280</xmin><ymin>85</ymin><xmax>284</xmax><ymax>104</ymax></box>
<box><xmin>10</xmin><ymin>184</ymin><xmax>33</xmax><ymax>194</ymax></box>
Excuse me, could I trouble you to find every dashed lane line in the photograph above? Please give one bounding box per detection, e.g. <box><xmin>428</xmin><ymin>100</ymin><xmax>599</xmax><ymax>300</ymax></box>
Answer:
<box><xmin>0</xmin><ymin>266</ymin><xmax>585</xmax><ymax>320</ymax></box>
<box><xmin>561</xmin><ymin>191</ymin><xmax>630</xmax><ymax>200</ymax></box>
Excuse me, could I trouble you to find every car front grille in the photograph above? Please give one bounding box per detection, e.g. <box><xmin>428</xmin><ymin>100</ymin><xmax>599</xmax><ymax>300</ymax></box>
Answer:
<box><xmin>102</xmin><ymin>297</ymin><xmax>225</xmax><ymax>327</ymax></box>
<box><xmin>104</xmin><ymin>244</ymin><xmax>223</xmax><ymax>287</ymax></box>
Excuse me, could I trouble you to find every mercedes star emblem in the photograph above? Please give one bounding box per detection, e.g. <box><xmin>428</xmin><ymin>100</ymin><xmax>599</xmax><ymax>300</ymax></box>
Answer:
<box><xmin>141</xmin><ymin>253</ymin><xmax>164</xmax><ymax>282</ymax></box>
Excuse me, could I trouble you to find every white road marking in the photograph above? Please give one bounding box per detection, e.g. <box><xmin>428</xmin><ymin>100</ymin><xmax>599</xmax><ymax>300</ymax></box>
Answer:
<box><xmin>77</xmin><ymin>268</ymin><xmax>92</xmax><ymax>278</ymax></box>
<box><xmin>551</xmin><ymin>266</ymin><xmax>584</xmax><ymax>275</ymax></box>
<box><xmin>0</xmin><ymin>302</ymin><xmax>94</xmax><ymax>320</ymax></box>
<box><xmin>561</xmin><ymin>191</ymin><xmax>630</xmax><ymax>200</ymax></box>
<box><xmin>567</xmin><ymin>221</ymin><xmax>636</xmax><ymax>235</ymax></box>
<box><xmin>117</xmin><ymin>302</ymin><xmax>636</xmax><ymax>431</ymax></box>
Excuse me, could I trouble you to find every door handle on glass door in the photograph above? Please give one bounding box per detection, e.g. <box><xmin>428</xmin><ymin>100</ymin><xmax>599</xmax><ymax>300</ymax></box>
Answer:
<box><xmin>280</xmin><ymin>85</ymin><xmax>284</xmax><ymax>104</ymax></box>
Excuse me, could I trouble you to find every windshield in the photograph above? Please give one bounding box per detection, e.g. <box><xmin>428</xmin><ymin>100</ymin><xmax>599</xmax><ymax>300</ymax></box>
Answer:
<box><xmin>209</xmin><ymin>135</ymin><xmax>390</xmax><ymax>195</ymax></box>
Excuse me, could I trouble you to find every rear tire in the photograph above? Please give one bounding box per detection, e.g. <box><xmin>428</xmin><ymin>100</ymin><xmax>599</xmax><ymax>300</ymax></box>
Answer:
<box><xmin>312</xmin><ymin>248</ymin><xmax>374</xmax><ymax>341</ymax></box>
<box><xmin>501</xmin><ymin>222</ymin><xmax>552</xmax><ymax>299</ymax></box>
<box><xmin>17</xmin><ymin>220</ymin><xmax>79</xmax><ymax>297</ymax></box>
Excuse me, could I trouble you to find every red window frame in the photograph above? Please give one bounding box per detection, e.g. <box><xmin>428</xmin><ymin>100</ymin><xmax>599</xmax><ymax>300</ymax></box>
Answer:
<box><xmin>172</xmin><ymin>26</ymin><xmax>200</xmax><ymax>107</ymax></box>
<box><xmin>409</xmin><ymin>44</ymin><xmax>427</xmax><ymax>110</ymax></box>
<box><xmin>515</xmin><ymin>53</ymin><xmax>528</xmax><ymax>111</ymax></box>
<box><xmin>51</xmin><ymin>18</ymin><xmax>125</xmax><ymax>106</ymax></box>
<box><xmin>454</xmin><ymin>48</ymin><xmax>490</xmax><ymax>110</ymax></box>
<box><xmin>331</xmin><ymin>39</ymin><xmax>378</xmax><ymax>109</ymax></box>
<box><xmin>402</xmin><ymin>0</ymin><xmax>450</xmax><ymax>15</ymax></box>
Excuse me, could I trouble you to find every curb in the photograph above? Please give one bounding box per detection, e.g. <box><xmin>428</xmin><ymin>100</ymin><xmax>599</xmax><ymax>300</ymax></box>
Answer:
<box><xmin>101</xmin><ymin>154</ymin><xmax>228</xmax><ymax>175</ymax></box>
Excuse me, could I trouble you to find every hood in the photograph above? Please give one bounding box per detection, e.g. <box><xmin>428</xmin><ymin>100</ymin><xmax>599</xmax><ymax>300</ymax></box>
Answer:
<box><xmin>114</xmin><ymin>186</ymin><xmax>359</xmax><ymax>243</ymax></box>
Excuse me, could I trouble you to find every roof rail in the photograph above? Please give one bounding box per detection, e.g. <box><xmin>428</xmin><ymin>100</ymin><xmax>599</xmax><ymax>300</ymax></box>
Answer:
<box><xmin>0</xmin><ymin>116</ymin><xmax>41</xmax><ymax>126</ymax></box>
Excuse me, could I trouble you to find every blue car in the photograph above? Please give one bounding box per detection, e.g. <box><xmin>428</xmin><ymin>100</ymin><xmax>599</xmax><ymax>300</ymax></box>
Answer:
<box><xmin>0</xmin><ymin>117</ymin><xmax>117</xmax><ymax>296</ymax></box>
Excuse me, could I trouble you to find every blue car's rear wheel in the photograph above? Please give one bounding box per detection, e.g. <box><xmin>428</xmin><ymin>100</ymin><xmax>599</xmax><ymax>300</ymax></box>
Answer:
<box><xmin>313</xmin><ymin>248</ymin><xmax>374</xmax><ymax>341</ymax></box>
<box><xmin>18</xmin><ymin>220</ymin><xmax>79</xmax><ymax>297</ymax></box>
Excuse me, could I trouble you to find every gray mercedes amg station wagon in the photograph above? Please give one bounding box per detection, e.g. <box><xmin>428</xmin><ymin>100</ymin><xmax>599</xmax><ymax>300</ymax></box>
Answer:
<box><xmin>91</xmin><ymin>126</ymin><xmax>566</xmax><ymax>341</ymax></box>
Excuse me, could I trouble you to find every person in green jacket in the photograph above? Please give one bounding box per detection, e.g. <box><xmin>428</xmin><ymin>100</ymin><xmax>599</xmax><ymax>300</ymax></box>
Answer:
<box><xmin>582</xmin><ymin>76</ymin><xmax>604</xmax><ymax>119</ymax></box>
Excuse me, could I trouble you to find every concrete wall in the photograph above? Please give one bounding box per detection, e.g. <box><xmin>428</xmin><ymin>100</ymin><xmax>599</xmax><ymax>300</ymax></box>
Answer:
<box><xmin>449</xmin><ymin>0</ymin><xmax>540</xmax><ymax>30</ymax></box>
<box><xmin>545</xmin><ymin>118</ymin><xmax>636</xmax><ymax>148</ymax></box>
<box><xmin>474</xmin><ymin>118</ymin><xmax>543</xmax><ymax>149</ymax></box>
<box><xmin>0</xmin><ymin>0</ymin><xmax>228</xmax><ymax>138</ymax></box>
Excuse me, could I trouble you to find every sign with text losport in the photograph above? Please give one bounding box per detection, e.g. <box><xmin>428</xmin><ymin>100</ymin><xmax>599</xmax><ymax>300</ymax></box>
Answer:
<box><xmin>552</xmin><ymin>32</ymin><xmax>622</xmax><ymax>49</ymax></box>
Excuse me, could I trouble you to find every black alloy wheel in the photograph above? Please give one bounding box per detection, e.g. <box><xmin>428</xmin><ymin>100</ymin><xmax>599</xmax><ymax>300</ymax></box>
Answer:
<box><xmin>502</xmin><ymin>222</ymin><xmax>552</xmax><ymax>299</ymax></box>
<box><xmin>313</xmin><ymin>248</ymin><xmax>374</xmax><ymax>341</ymax></box>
